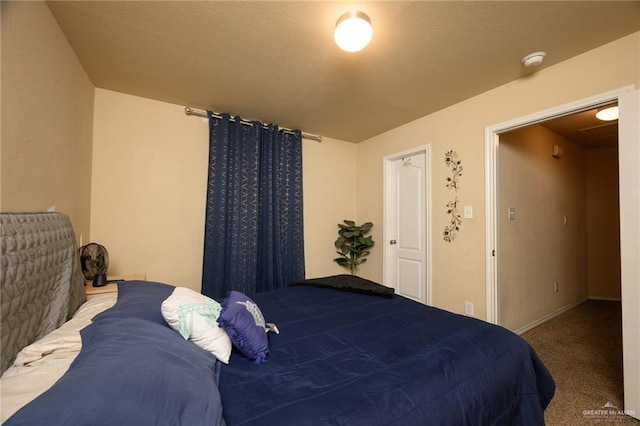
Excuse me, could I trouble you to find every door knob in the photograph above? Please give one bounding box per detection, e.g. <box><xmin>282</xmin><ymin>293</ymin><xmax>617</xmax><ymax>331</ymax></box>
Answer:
<box><xmin>390</xmin><ymin>239</ymin><xmax>397</xmax><ymax>245</ymax></box>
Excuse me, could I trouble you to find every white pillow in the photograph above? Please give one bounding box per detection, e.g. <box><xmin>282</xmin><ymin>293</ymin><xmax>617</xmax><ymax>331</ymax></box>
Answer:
<box><xmin>161</xmin><ymin>287</ymin><xmax>232</xmax><ymax>364</ymax></box>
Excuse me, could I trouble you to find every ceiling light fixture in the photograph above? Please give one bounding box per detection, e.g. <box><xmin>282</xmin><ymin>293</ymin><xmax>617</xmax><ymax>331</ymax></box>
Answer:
<box><xmin>334</xmin><ymin>11</ymin><xmax>373</xmax><ymax>53</ymax></box>
<box><xmin>595</xmin><ymin>106</ymin><xmax>619</xmax><ymax>121</ymax></box>
<box><xmin>521</xmin><ymin>51</ymin><xmax>546</xmax><ymax>68</ymax></box>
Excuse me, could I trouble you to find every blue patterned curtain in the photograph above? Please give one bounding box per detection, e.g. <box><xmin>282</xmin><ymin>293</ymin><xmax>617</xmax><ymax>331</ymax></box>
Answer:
<box><xmin>202</xmin><ymin>113</ymin><xmax>305</xmax><ymax>300</ymax></box>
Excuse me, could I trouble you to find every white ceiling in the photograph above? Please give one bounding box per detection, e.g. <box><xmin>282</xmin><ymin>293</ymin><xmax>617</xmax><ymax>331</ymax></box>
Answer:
<box><xmin>46</xmin><ymin>1</ymin><xmax>640</xmax><ymax>143</ymax></box>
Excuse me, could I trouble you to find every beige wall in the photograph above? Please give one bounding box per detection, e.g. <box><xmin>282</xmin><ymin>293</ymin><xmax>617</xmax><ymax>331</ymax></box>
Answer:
<box><xmin>355</xmin><ymin>32</ymin><xmax>639</xmax><ymax>320</ymax></box>
<box><xmin>91</xmin><ymin>89</ymin><xmax>208</xmax><ymax>291</ymax></box>
<box><xmin>91</xmin><ymin>89</ymin><xmax>357</xmax><ymax>292</ymax></box>
<box><xmin>302</xmin><ymin>137</ymin><xmax>359</xmax><ymax>278</ymax></box>
<box><xmin>0</xmin><ymin>1</ymin><xmax>94</xmax><ymax>240</ymax></box>
<box><xmin>585</xmin><ymin>147</ymin><xmax>621</xmax><ymax>300</ymax></box>
<box><xmin>498</xmin><ymin>125</ymin><xmax>587</xmax><ymax>331</ymax></box>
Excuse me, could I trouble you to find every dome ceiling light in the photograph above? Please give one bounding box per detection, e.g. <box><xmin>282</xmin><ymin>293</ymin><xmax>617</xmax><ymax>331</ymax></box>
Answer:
<box><xmin>334</xmin><ymin>10</ymin><xmax>373</xmax><ymax>53</ymax></box>
<box><xmin>595</xmin><ymin>105</ymin><xmax>619</xmax><ymax>121</ymax></box>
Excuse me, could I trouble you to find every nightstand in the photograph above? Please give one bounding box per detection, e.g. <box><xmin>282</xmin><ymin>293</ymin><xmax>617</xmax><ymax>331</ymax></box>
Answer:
<box><xmin>85</xmin><ymin>274</ymin><xmax>147</xmax><ymax>297</ymax></box>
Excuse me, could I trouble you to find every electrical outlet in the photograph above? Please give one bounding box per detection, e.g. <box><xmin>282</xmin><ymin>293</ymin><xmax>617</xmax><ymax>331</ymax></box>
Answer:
<box><xmin>464</xmin><ymin>301</ymin><xmax>474</xmax><ymax>316</ymax></box>
<box><xmin>554</xmin><ymin>282</ymin><xmax>559</xmax><ymax>293</ymax></box>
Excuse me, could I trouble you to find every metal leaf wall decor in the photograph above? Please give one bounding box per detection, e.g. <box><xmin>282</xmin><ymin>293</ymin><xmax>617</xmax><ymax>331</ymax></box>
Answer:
<box><xmin>444</xmin><ymin>150</ymin><xmax>463</xmax><ymax>242</ymax></box>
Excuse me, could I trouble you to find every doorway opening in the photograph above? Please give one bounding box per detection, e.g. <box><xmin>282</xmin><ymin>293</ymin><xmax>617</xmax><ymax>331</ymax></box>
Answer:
<box><xmin>485</xmin><ymin>85</ymin><xmax>639</xmax><ymax>419</ymax></box>
<box><xmin>498</xmin><ymin>117</ymin><xmax>623</xmax><ymax>420</ymax></box>
<box><xmin>497</xmin><ymin>105</ymin><xmax>619</xmax><ymax>332</ymax></box>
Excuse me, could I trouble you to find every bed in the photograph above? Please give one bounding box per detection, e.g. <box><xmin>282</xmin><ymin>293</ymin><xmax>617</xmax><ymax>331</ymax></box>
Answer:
<box><xmin>1</xmin><ymin>212</ymin><xmax>555</xmax><ymax>425</ymax></box>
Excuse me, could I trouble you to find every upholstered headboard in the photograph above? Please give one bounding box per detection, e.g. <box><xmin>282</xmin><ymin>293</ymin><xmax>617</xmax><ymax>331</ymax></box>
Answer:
<box><xmin>0</xmin><ymin>212</ymin><xmax>86</xmax><ymax>373</ymax></box>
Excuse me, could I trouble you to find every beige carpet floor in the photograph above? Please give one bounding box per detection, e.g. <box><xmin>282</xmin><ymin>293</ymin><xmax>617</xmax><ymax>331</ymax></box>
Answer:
<box><xmin>522</xmin><ymin>300</ymin><xmax>639</xmax><ymax>425</ymax></box>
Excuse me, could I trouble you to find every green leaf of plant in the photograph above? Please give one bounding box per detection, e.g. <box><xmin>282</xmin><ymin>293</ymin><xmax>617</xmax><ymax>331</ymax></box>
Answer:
<box><xmin>333</xmin><ymin>220</ymin><xmax>375</xmax><ymax>273</ymax></box>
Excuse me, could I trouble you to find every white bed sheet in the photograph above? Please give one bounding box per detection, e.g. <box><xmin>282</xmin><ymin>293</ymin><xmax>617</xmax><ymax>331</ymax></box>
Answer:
<box><xmin>0</xmin><ymin>293</ymin><xmax>117</xmax><ymax>422</ymax></box>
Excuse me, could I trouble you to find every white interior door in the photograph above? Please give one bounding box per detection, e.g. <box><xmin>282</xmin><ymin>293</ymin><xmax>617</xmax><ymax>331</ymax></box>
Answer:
<box><xmin>618</xmin><ymin>89</ymin><xmax>640</xmax><ymax>420</ymax></box>
<box><xmin>383</xmin><ymin>148</ymin><xmax>430</xmax><ymax>304</ymax></box>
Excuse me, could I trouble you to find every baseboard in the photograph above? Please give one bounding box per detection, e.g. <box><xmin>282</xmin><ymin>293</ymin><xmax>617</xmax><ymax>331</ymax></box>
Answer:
<box><xmin>515</xmin><ymin>298</ymin><xmax>588</xmax><ymax>335</ymax></box>
<box><xmin>588</xmin><ymin>296</ymin><xmax>622</xmax><ymax>302</ymax></box>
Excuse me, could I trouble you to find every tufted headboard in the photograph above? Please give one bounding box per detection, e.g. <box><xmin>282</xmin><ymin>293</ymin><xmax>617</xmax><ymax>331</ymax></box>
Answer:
<box><xmin>0</xmin><ymin>212</ymin><xmax>86</xmax><ymax>374</ymax></box>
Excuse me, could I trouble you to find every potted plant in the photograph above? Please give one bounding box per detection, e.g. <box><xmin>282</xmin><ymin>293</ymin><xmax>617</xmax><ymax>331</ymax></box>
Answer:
<box><xmin>333</xmin><ymin>220</ymin><xmax>374</xmax><ymax>275</ymax></box>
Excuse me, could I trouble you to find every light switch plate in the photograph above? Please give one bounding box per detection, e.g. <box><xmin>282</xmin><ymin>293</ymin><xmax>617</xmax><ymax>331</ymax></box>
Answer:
<box><xmin>463</xmin><ymin>205</ymin><xmax>473</xmax><ymax>219</ymax></box>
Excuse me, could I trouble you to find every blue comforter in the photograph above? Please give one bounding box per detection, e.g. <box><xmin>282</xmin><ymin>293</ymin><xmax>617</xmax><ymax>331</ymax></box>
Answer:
<box><xmin>219</xmin><ymin>285</ymin><xmax>555</xmax><ymax>425</ymax></box>
<box><xmin>5</xmin><ymin>282</ymin><xmax>226</xmax><ymax>426</ymax></box>
<box><xmin>5</xmin><ymin>281</ymin><xmax>554</xmax><ymax>425</ymax></box>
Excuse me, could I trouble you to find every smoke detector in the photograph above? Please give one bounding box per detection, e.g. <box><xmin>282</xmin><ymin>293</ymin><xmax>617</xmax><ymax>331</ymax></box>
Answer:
<box><xmin>521</xmin><ymin>51</ymin><xmax>546</xmax><ymax>68</ymax></box>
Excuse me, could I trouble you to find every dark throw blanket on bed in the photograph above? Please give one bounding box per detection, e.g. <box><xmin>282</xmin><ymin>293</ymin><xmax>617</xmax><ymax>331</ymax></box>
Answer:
<box><xmin>289</xmin><ymin>274</ymin><xmax>395</xmax><ymax>298</ymax></box>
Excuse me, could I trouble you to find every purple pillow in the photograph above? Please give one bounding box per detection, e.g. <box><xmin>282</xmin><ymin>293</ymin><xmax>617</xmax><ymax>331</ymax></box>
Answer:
<box><xmin>217</xmin><ymin>291</ymin><xmax>269</xmax><ymax>364</ymax></box>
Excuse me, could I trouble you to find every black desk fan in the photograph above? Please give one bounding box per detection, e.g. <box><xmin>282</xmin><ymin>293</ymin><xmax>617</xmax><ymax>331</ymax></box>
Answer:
<box><xmin>80</xmin><ymin>243</ymin><xmax>109</xmax><ymax>287</ymax></box>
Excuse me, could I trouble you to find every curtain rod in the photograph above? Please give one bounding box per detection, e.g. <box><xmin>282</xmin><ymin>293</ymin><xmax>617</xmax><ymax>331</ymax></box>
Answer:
<box><xmin>184</xmin><ymin>107</ymin><xmax>322</xmax><ymax>143</ymax></box>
